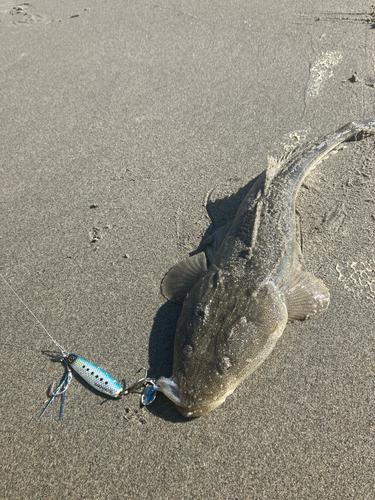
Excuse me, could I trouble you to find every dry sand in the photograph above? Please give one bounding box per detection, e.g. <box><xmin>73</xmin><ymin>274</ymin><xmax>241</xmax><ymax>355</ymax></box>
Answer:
<box><xmin>1</xmin><ymin>1</ymin><xmax>375</xmax><ymax>498</ymax></box>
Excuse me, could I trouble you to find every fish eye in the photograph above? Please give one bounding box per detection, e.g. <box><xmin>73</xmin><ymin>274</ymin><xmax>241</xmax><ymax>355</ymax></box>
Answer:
<box><xmin>67</xmin><ymin>354</ymin><xmax>76</xmax><ymax>363</ymax></box>
<box><xmin>217</xmin><ymin>357</ymin><xmax>232</xmax><ymax>374</ymax></box>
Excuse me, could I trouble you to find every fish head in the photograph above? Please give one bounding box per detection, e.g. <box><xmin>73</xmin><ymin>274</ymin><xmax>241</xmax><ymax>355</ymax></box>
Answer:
<box><xmin>156</xmin><ymin>267</ymin><xmax>287</xmax><ymax>417</ymax></box>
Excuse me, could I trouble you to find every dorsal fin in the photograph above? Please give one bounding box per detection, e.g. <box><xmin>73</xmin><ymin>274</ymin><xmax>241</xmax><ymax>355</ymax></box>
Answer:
<box><xmin>249</xmin><ymin>200</ymin><xmax>263</xmax><ymax>252</ymax></box>
<box><xmin>264</xmin><ymin>156</ymin><xmax>282</xmax><ymax>193</ymax></box>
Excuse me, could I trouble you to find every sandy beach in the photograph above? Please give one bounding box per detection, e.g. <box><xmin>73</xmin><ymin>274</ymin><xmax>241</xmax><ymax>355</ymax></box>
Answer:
<box><xmin>1</xmin><ymin>1</ymin><xmax>375</xmax><ymax>498</ymax></box>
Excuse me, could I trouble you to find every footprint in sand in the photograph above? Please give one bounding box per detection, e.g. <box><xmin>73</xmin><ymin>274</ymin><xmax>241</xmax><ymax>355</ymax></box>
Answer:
<box><xmin>9</xmin><ymin>3</ymin><xmax>44</xmax><ymax>24</ymax></box>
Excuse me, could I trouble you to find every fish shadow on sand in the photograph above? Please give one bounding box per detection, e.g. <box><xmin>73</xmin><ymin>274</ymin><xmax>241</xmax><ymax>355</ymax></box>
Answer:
<box><xmin>145</xmin><ymin>173</ymin><xmax>265</xmax><ymax>420</ymax></box>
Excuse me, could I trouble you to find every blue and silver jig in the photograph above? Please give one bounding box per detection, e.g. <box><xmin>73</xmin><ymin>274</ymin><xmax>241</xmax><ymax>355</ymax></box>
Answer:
<box><xmin>1</xmin><ymin>273</ymin><xmax>160</xmax><ymax>418</ymax></box>
<box><xmin>64</xmin><ymin>353</ymin><xmax>123</xmax><ymax>398</ymax></box>
<box><xmin>1</xmin><ymin>273</ymin><xmax>150</xmax><ymax>419</ymax></box>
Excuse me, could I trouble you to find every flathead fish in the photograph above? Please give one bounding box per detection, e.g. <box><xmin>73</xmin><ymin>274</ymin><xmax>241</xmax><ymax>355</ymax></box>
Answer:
<box><xmin>156</xmin><ymin>119</ymin><xmax>375</xmax><ymax>417</ymax></box>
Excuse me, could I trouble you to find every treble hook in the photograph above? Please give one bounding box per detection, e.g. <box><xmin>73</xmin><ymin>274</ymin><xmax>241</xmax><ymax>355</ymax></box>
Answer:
<box><xmin>40</xmin><ymin>361</ymin><xmax>72</xmax><ymax>420</ymax></box>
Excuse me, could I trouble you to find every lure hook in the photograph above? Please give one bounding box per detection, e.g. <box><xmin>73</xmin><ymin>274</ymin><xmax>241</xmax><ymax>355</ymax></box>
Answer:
<box><xmin>40</xmin><ymin>361</ymin><xmax>72</xmax><ymax>420</ymax></box>
<box><xmin>121</xmin><ymin>367</ymin><xmax>149</xmax><ymax>396</ymax></box>
<box><xmin>1</xmin><ymin>273</ymin><xmax>124</xmax><ymax>417</ymax></box>
<box><xmin>1</xmin><ymin>273</ymin><xmax>160</xmax><ymax>415</ymax></box>
<box><xmin>120</xmin><ymin>367</ymin><xmax>160</xmax><ymax>406</ymax></box>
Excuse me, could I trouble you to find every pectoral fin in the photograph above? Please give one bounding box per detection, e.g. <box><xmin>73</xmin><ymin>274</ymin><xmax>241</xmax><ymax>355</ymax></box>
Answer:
<box><xmin>284</xmin><ymin>271</ymin><xmax>330</xmax><ymax>321</ymax></box>
<box><xmin>161</xmin><ymin>252</ymin><xmax>207</xmax><ymax>304</ymax></box>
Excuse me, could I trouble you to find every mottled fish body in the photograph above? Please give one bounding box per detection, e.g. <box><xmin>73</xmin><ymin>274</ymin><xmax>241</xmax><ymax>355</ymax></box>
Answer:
<box><xmin>157</xmin><ymin>119</ymin><xmax>375</xmax><ymax>417</ymax></box>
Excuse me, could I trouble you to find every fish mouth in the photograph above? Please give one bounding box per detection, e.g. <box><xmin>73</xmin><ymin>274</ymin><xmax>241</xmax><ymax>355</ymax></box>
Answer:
<box><xmin>156</xmin><ymin>376</ymin><xmax>231</xmax><ymax>418</ymax></box>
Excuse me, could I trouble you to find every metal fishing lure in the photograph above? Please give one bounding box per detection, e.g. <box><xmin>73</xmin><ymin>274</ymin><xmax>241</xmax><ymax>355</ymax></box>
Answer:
<box><xmin>1</xmin><ymin>273</ymin><xmax>155</xmax><ymax>419</ymax></box>
<box><xmin>65</xmin><ymin>353</ymin><xmax>123</xmax><ymax>397</ymax></box>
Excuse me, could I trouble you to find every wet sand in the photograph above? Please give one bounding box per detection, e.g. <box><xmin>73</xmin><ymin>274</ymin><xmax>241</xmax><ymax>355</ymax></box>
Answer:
<box><xmin>1</xmin><ymin>1</ymin><xmax>375</xmax><ymax>498</ymax></box>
